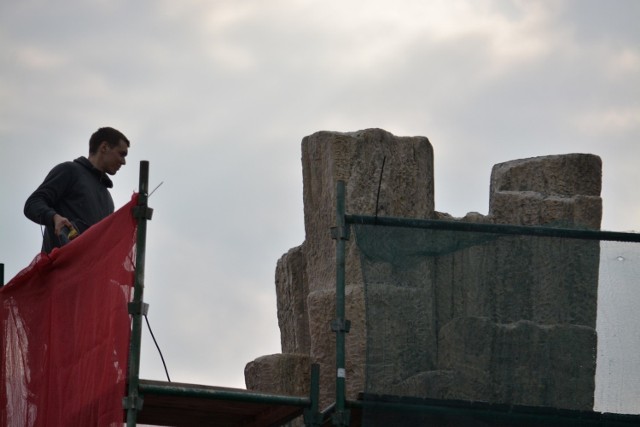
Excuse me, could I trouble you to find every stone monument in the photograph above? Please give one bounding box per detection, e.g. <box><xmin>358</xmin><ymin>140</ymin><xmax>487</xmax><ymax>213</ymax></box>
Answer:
<box><xmin>245</xmin><ymin>128</ymin><xmax>602</xmax><ymax>413</ymax></box>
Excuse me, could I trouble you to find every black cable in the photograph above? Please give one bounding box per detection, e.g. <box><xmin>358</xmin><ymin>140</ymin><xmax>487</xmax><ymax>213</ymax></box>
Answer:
<box><xmin>144</xmin><ymin>314</ymin><xmax>171</xmax><ymax>382</ymax></box>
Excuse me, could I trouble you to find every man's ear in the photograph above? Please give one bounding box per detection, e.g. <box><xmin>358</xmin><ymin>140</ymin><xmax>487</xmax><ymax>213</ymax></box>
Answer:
<box><xmin>98</xmin><ymin>141</ymin><xmax>109</xmax><ymax>153</ymax></box>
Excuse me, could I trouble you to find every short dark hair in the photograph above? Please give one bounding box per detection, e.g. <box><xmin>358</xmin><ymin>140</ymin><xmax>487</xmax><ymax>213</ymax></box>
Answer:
<box><xmin>89</xmin><ymin>127</ymin><xmax>130</xmax><ymax>154</ymax></box>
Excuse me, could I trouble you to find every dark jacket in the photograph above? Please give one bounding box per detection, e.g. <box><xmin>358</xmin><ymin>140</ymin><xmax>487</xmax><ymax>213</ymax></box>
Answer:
<box><xmin>24</xmin><ymin>157</ymin><xmax>115</xmax><ymax>253</ymax></box>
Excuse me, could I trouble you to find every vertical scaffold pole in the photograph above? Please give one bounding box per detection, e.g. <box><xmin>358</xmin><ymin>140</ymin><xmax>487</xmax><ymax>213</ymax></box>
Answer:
<box><xmin>126</xmin><ymin>161</ymin><xmax>152</xmax><ymax>426</ymax></box>
<box><xmin>304</xmin><ymin>363</ymin><xmax>322</xmax><ymax>427</ymax></box>
<box><xmin>332</xmin><ymin>180</ymin><xmax>350</xmax><ymax>426</ymax></box>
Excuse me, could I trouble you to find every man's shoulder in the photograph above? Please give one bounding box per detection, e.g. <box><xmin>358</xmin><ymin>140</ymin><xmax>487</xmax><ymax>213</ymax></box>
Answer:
<box><xmin>64</xmin><ymin>157</ymin><xmax>97</xmax><ymax>177</ymax></box>
<box><xmin>72</xmin><ymin>156</ymin><xmax>92</xmax><ymax>169</ymax></box>
<box><xmin>46</xmin><ymin>159</ymin><xmax>80</xmax><ymax>177</ymax></box>
<box><xmin>44</xmin><ymin>158</ymin><xmax>94</xmax><ymax>183</ymax></box>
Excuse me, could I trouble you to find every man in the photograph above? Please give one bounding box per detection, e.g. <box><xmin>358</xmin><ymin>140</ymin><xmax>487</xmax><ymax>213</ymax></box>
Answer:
<box><xmin>24</xmin><ymin>127</ymin><xmax>130</xmax><ymax>253</ymax></box>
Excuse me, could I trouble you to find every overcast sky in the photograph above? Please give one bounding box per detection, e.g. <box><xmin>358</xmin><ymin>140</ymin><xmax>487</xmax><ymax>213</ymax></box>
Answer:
<box><xmin>1</xmin><ymin>0</ymin><xmax>639</xmax><ymax>413</ymax></box>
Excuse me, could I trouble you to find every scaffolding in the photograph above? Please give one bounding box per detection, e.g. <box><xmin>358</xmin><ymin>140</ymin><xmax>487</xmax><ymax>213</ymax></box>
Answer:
<box><xmin>123</xmin><ymin>161</ymin><xmax>323</xmax><ymax>426</ymax></box>
<box><xmin>330</xmin><ymin>180</ymin><xmax>640</xmax><ymax>426</ymax></box>
<box><xmin>124</xmin><ymin>174</ymin><xmax>640</xmax><ymax>426</ymax></box>
<box><xmin>3</xmin><ymin>163</ymin><xmax>640</xmax><ymax>426</ymax></box>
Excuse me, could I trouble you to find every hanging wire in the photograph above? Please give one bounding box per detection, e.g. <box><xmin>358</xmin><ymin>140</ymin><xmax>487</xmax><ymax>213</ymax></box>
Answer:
<box><xmin>144</xmin><ymin>314</ymin><xmax>171</xmax><ymax>382</ymax></box>
<box><xmin>143</xmin><ymin>181</ymin><xmax>170</xmax><ymax>380</ymax></box>
<box><xmin>149</xmin><ymin>181</ymin><xmax>164</xmax><ymax>198</ymax></box>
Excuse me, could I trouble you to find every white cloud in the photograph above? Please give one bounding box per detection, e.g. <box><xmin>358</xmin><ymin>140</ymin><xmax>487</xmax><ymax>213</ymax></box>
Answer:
<box><xmin>13</xmin><ymin>45</ymin><xmax>68</xmax><ymax>69</ymax></box>
<box><xmin>573</xmin><ymin>107</ymin><xmax>640</xmax><ymax>135</ymax></box>
<box><xmin>609</xmin><ymin>48</ymin><xmax>640</xmax><ymax>75</ymax></box>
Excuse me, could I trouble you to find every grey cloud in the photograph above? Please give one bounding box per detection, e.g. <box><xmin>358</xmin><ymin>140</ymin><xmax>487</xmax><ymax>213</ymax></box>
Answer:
<box><xmin>1</xmin><ymin>1</ymin><xmax>638</xmax><ymax>409</ymax></box>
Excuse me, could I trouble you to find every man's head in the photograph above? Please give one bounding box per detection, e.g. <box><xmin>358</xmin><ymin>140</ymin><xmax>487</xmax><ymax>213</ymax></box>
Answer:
<box><xmin>88</xmin><ymin>127</ymin><xmax>130</xmax><ymax>175</ymax></box>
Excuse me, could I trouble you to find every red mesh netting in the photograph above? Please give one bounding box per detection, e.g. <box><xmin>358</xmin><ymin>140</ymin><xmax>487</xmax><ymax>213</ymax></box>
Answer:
<box><xmin>1</xmin><ymin>194</ymin><xmax>138</xmax><ymax>427</ymax></box>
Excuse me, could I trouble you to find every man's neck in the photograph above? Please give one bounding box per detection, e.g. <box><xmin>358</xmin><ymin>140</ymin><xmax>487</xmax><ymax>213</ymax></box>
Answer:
<box><xmin>87</xmin><ymin>154</ymin><xmax>104</xmax><ymax>173</ymax></box>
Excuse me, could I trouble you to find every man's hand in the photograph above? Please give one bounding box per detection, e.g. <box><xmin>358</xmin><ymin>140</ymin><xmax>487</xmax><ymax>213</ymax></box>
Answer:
<box><xmin>52</xmin><ymin>214</ymin><xmax>73</xmax><ymax>236</ymax></box>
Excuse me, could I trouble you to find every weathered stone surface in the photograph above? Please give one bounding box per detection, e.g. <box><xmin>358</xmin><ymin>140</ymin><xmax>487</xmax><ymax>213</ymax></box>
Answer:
<box><xmin>244</xmin><ymin>353</ymin><xmax>311</xmax><ymax>397</ymax></box>
<box><xmin>490</xmin><ymin>154</ymin><xmax>601</xmax><ymax>197</ymax></box>
<box><xmin>438</xmin><ymin>317</ymin><xmax>596</xmax><ymax>410</ymax></box>
<box><xmin>276</xmin><ymin>244</ymin><xmax>310</xmax><ymax>354</ymax></box>
<box><xmin>249</xmin><ymin>128</ymin><xmax>435</xmax><ymax>404</ymax></box>
<box><xmin>361</xmin><ymin>284</ymin><xmax>436</xmax><ymax>392</ymax></box>
<box><xmin>433</xmin><ymin>236</ymin><xmax>600</xmax><ymax>327</ymax></box>
<box><xmin>381</xmin><ymin>317</ymin><xmax>597</xmax><ymax>412</ymax></box>
<box><xmin>299</xmin><ymin>129</ymin><xmax>435</xmax><ymax>405</ymax></box>
<box><xmin>385</xmin><ymin>370</ymin><xmax>459</xmax><ymax>400</ymax></box>
<box><xmin>246</xmin><ymin>130</ymin><xmax>603</xmax><ymax>414</ymax></box>
<box><xmin>489</xmin><ymin>154</ymin><xmax>602</xmax><ymax>228</ymax></box>
<box><xmin>307</xmin><ymin>285</ymin><xmax>366</xmax><ymax>407</ymax></box>
<box><xmin>301</xmin><ymin>128</ymin><xmax>435</xmax><ymax>293</ymax></box>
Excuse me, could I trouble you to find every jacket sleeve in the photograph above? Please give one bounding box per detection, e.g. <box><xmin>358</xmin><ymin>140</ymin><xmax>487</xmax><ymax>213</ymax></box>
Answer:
<box><xmin>24</xmin><ymin>162</ymin><xmax>74</xmax><ymax>227</ymax></box>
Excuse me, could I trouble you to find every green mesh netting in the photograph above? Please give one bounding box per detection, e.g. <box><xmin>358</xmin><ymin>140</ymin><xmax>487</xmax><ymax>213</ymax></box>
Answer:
<box><xmin>351</xmin><ymin>223</ymin><xmax>639</xmax><ymax>425</ymax></box>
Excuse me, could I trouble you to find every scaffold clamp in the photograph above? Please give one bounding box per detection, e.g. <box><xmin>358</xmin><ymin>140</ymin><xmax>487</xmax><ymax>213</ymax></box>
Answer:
<box><xmin>332</xmin><ymin>409</ymin><xmax>351</xmax><ymax>427</ymax></box>
<box><xmin>331</xmin><ymin>318</ymin><xmax>351</xmax><ymax>333</ymax></box>
<box><xmin>133</xmin><ymin>205</ymin><xmax>154</xmax><ymax>220</ymax></box>
<box><xmin>128</xmin><ymin>301</ymin><xmax>149</xmax><ymax>316</ymax></box>
<box><xmin>330</xmin><ymin>225</ymin><xmax>350</xmax><ymax>241</ymax></box>
<box><xmin>122</xmin><ymin>395</ymin><xmax>144</xmax><ymax>410</ymax></box>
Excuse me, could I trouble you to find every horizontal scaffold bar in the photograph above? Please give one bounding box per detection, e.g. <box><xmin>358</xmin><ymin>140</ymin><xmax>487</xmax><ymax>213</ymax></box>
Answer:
<box><xmin>345</xmin><ymin>214</ymin><xmax>640</xmax><ymax>242</ymax></box>
<box><xmin>346</xmin><ymin>397</ymin><xmax>640</xmax><ymax>427</ymax></box>
<box><xmin>138</xmin><ymin>381</ymin><xmax>311</xmax><ymax>407</ymax></box>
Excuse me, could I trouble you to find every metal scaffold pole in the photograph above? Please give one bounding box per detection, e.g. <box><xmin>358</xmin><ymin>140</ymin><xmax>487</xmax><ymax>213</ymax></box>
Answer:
<box><xmin>332</xmin><ymin>180</ymin><xmax>350</xmax><ymax>426</ymax></box>
<box><xmin>125</xmin><ymin>160</ymin><xmax>153</xmax><ymax>426</ymax></box>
